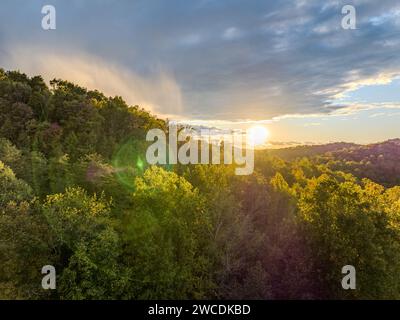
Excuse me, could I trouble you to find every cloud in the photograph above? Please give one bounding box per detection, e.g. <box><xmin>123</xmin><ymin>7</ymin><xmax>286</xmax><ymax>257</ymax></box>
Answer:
<box><xmin>2</xmin><ymin>0</ymin><xmax>400</xmax><ymax>123</ymax></box>
<box><xmin>178</xmin><ymin>34</ymin><xmax>203</xmax><ymax>46</ymax></box>
<box><xmin>0</xmin><ymin>44</ymin><xmax>184</xmax><ymax>119</ymax></box>
<box><xmin>304</xmin><ymin>122</ymin><xmax>321</xmax><ymax>127</ymax></box>
<box><xmin>329</xmin><ymin>102</ymin><xmax>400</xmax><ymax>116</ymax></box>
<box><xmin>222</xmin><ymin>27</ymin><xmax>241</xmax><ymax>40</ymax></box>
<box><xmin>369</xmin><ymin>112</ymin><xmax>386</xmax><ymax>118</ymax></box>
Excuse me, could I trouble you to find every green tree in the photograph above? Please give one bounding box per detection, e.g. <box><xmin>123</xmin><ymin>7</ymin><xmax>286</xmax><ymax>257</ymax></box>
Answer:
<box><xmin>43</xmin><ymin>187</ymin><xmax>127</xmax><ymax>299</ymax></box>
<box><xmin>299</xmin><ymin>174</ymin><xmax>400</xmax><ymax>299</ymax></box>
<box><xmin>122</xmin><ymin>166</ymin><xmax>213</xmax><ymax>299</ymax></box>
<box><xmin>0</xmin><ymin>161</ymin><xmax>53</xmax><ymax>299</ymax></box>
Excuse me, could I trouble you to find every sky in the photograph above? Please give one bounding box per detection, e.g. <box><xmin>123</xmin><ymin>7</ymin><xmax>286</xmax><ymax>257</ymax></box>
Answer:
<box><xmin>0</xmin><ymin>0</ymin><xmax>400</xmax><ymax>144</ymax></box>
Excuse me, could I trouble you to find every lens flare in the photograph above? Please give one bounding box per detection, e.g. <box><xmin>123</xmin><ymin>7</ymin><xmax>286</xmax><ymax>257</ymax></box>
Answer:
<box><xmin>247</xmin><ymin>125</ymin><xmax>269</xmax><ymax>147</ymax></box>
<box><xmin>112</xmin><ymin>137</ymin><xmax>146</xmax><ymax>191</ymax></box>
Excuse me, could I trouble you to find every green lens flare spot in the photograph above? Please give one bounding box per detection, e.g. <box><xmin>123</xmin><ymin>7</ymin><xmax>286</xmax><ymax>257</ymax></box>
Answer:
<box><xmin>137</xmin><ymin>157</ymin><xmax>144</xmax><ymax>170</ymax></box>
<box><xmin>112</xmin><ymin>137</ymin><xmax>146</xmax><ymax>191</ymax></box>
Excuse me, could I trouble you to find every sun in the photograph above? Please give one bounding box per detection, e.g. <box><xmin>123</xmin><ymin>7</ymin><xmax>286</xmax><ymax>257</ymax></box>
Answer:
<box><xmin>247</xmin><ymin>125</ymin><xmax>270</xmax><ymax>147</ymax></box>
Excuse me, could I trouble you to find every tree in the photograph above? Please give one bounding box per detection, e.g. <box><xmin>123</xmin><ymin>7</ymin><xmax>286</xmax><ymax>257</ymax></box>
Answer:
<box><xmin>122</xmin><ymin>166</ymin><xmax>213</xmax><ymax>299</ymax></box>
<box><xmin>299</xmin><ymin>174</ymin><xmax>400</xmax><ymax>299</ymax></box>
<box><xmin>42</xmin><ymin>187</ymin><xmax>127</xmax><ymax>299</ymax></box>
<box><xmin>0</xmin><ymin>161</ymin><xmax>53</xmax><ymax>299</ymax></box>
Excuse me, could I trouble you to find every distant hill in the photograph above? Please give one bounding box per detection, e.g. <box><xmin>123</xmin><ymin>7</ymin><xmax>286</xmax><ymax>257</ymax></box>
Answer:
<box><xmin>319</xmin><ymin>139</ymin><xmax>400</xmax><ymax>186</ymax></box>
<box><xmin>265</xmin><ymin>142</ymin><xmax>359</xmax><ymax>161</ymax></box>
<box><xmin>263</xmin><ymin>139</ymin><xmax>400</xmax><ymax>186</ymax></box>
<box><xmin>326</xmin><ymin>139</ymin><xmax>400</xmax><ymax>162</ymax></box>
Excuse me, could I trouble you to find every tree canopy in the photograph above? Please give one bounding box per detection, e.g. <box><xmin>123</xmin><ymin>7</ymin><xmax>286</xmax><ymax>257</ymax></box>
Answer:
<box><xmin>0</xmin><ymin>69</ymin><xmax>400</xmax><ymax>299</ymax></box>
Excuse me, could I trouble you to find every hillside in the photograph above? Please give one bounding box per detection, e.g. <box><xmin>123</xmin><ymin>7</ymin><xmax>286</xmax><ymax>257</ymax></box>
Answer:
<box><xmin>318</xmin><ymin>139</ymin><xmax>400</xmax><ymax>186</ymax></box>
<box><xmin>1</xmin><ymin>69</ymin><xmax>400</xmax><ymax>300</ymax></box>
<box><xmin>267</xmin><ymin>142</ymin><xmax>359</xmax><ymax>161</ymax></box>
<box><xmin>261</xmin><ymin>139</ymin><xmax>400</xmax><ymax>186</ymax></box>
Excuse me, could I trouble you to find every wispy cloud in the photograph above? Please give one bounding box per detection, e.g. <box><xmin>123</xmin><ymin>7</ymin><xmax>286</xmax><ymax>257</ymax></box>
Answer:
<box><xmin>0</xmin><ymin>44</ymin><xmax>184</xmax><ymax>119</ymax></box>
<box><xmin>222</xmin><ymin>27</ymin><xmax>241</xmax><ymax>40</ymax></box>
<box><xmin>304</xmin><ymin>122</ymin><xmax>321</xmax><ymax>127</ymax></box>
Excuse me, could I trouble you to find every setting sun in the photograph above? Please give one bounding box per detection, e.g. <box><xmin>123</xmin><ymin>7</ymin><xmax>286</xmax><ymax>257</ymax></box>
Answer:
<box><xmin>247</xmin><ymin>125</ymin><xmax>270</xmax><ymax>147</ymax></box>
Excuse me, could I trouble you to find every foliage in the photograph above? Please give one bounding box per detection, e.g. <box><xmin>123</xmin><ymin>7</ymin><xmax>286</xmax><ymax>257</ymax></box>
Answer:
<box><xmin>1</xmin><ymin>69</ymin><xmax>400</xmax><ymax>300</ymax></box>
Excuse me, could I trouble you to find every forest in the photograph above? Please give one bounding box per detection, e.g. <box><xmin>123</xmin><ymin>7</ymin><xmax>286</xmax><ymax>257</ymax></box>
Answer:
<box><xmin>1</xmin><ymin>68</ymin><xmax>400</xmax><ymax>299</ymax></box>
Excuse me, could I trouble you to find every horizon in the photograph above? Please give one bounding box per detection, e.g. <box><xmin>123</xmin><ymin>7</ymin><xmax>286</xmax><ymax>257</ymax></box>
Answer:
<box><xmin>0</xmin><ymin>0</ymin><xmax>399</xmax><ymax>143</ymax></box>
<box><xmin>1</xmin><ymin>66</ymin><xmax>399</xmax><ymax>148</ymax></box>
